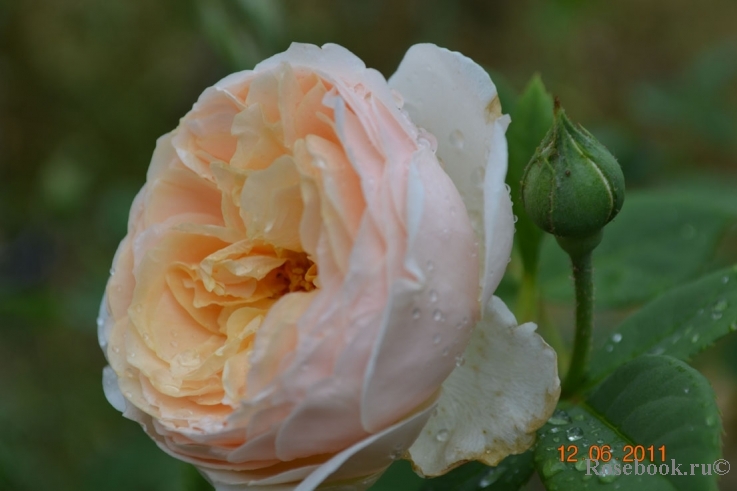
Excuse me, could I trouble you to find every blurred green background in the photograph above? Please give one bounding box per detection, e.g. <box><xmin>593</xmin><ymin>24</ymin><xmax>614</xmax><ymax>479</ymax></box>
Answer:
<box><xmin>2</xmin><ymin>1</ymin><xmax>737</xmax><ymax>490</ymax></box>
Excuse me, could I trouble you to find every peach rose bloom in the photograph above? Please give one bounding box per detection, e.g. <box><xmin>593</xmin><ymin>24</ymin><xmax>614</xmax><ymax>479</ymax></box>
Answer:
<box><xmin>99</xmin><ymin>43</ymin><xmax>559</xmax><ymax>491</ymax></box>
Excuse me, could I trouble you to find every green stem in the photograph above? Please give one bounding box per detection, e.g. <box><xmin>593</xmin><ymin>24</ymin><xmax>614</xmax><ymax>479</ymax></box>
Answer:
<box><xmin>562</xmin><ymin>252</ymin><xmax>593</xmax><ymax>395</ymax></box>
<box><xmin>557</xmin><ymin>231</ymin><xmax>601</xmax><ymax>396</ymax></box>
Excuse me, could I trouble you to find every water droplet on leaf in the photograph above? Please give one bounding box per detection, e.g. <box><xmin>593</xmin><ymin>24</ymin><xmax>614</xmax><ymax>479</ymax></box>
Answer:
<box><xmin>549</xmin><ymin>409</ymin><xmax>572</xmax><ymax>425</ymax></box>
<box><xmin>566</xmin><ymin>427</ymin><xmax>584</xmax><ymax>442</ymax></box>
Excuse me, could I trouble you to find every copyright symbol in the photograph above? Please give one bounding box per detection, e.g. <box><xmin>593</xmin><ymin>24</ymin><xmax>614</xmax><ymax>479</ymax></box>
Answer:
<box><xmin>713</xmin><ymin>459</ymin><xmax>730</xmax><ymax>475</ymax></box>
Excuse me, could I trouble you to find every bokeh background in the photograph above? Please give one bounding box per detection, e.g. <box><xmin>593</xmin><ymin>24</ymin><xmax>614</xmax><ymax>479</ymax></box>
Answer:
<box><xmin>2</xmin><ymin>1</ymin><xmax>737</xmax><ymax>490</ymax></box>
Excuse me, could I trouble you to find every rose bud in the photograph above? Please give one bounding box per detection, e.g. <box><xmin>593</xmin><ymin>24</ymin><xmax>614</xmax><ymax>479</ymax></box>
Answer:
<box><xmin>98</xmin><ymin>43</ymin><xmax>560</xmax><ymax>491</ymax></box>
<box><xmin>520</xmin><ymin>101</ymin><xmax>625</xmax><ymax>242</ymax></box>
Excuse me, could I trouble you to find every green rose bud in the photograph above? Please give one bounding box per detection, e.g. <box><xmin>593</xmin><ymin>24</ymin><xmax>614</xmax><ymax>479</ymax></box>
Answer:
<box><xmin>520</xmin><ymin>102</ymin><xmax>625</xmax><ymax>240</ymax></box>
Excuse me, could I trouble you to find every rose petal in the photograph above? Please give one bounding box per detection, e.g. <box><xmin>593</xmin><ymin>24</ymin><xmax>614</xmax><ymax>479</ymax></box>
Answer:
<box><xmin>388</xmin><ymin>43</ymin><xmax>514</xmax><ymax>311</ymax></box>
<box><xmin>293</xmin><ymin>398</ymin><xmax>437</xmax><ymax>491</ymax></box>
<box><xmin>407</xmin><ymin>296</ymin><xmax>560</xmax><ymax>476</ymax></box>
<box><xmin>360</xmin><ymin>150</ymin><xmax>479</xmax><ymax>433</ymax></box>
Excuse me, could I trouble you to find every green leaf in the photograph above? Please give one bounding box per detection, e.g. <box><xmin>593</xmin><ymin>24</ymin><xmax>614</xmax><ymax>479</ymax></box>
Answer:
<box><xmin>370</xmin><ymin>460</ymin><xmax>423</xmax><ymax>491</ymax></box>
<box><xmin>506</xmin><ymin>75</ymin><xmax>554</xmax><ymax>275</ymax></box>
<box><xmin>540</xmin><ymin>191</ymin><xmax>737</xmax><ymax>308</ymax></box>
<box><xmin>587</xmin><ymin>265</ymin><xmax>737</xmax><ymax>386</ymax></box>
<box><xmin>535</xmin><ymin>356</ymin><xmax>722</xmax><ymax>491</ymax></box>
<box><xmin>420</xmin><ymin>451</ymin><xmax>534</xmax><ymax>491</ymax></box>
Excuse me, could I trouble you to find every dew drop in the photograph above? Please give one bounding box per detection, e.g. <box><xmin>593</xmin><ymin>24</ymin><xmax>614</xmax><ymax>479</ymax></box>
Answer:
<box><xmin>449</xmin><ymin>129</ymin><xmax>465</xmax><ymax>150</ymax></box>
<box><xmin>605</xmin><ymin>344</ymin><xmax>614</xmax><ymax>353</ymax></box>
<box><xmin>125</xmin><ymin>391</ymin><xmax>133</xmax><ymax>398</ymax></box>
<box><xmin>705</xmin><ymin>415</ymin><xmax>716</xmax><ymax>427</ymax></box>
<box><xmin>478</xmin><ymin>468</ymin><xmax>499</xmax><ymax>487</ymax></box>
<box><xmin>611</xmin><ymin>333</ymin><xmax>622</xmax><ymax>343</ymax></box>
<box><xmin>426</xmin><ymin>260</ymin><xmax>435</xmax><ymax>273</ymax></box>
<box><xmin>109</xmin><ymin>267</ymin><xmax>116</xmax><ymax>276</ymax></box>
<box><xmin>513</xmin><ymin>215</ymin><xmax>519</xmax><ymax>223</ymax></box>
<box><xmin>112</xmin><ymin>346</ymin><xmax>120</xmax><ymax>354</ymax></box>
<box><xmin>549</xmin><ymin>427</ymin><xmax>561</xmax><ymax>434</ymax></box>
<box><xmin>412</xmin><ymin>308</ymin><xmax>421</xmax><ymax>320</ymax></box>
<box><xmin>442</xmin><ymin>347</ymin><xmax>449</xmax><ymax>356</ymax></box>
<box><xmin>649</xmin><ymin>346</ymin><xmax>665</xmax><ymax>355</ymax></box>
<box><xmin>597</xmin><ymin>459</ymin><xmax>620</xmax><ymax>483</ymax></box>
<box><xmin>436</xmin><ymin>429</ymin><xmax>449</xmax><ymax>442</ymax></box>
<box><xmin>680</xmin><ymin>224</ymin><xmax>696</xmax><ymax>240</ymax></box>
<box><xmin>433</xmin><ymin>309</ymin><xmax>443</xmax><ymax>322</ymax></box>
<box><xmin>170</xmin><ymin>341</ymin><xmax>179</xmax><ymax>348</ymax></box>
<box><xmin>96</xmin><ymin>317</ymin><xmax>104</xmax><ymax>328</ymax></box>
<box><xmin>722</xmin><ymin>276</ymin><xmax>730</xmax><ymax>284</ymax></box>
<box><xmin>566</xmin><ymin>426</ymin><xmax>584</xmax><ymax>442</ymax></box>
<box><xmin>684</xmin><ymin>387</ymin><xmax>690</xmax><ymax>394</ymax></box>
<box><xmin>433</xmin><ymin>334</ymin><xmax>441</xmax><ymax>345</ymax></box>
<box><xmin>455</xmin><ymin>354</ymin><xmax>466</xmax><ymax>367</ymax></box>
<box><xmin>429</xmin><ymin>289</ymin><xmax>438</xmax><ymax>303</ymax></box>
<box><xmin>575</xmin><ymin>459</ymin><xmax>589</xmax><ymax>471</ymax></box>
<box><xmin>691</xmin><ymin>333</ymin><xmax>700</xmax><ymax>343</ymax></box>
<box><xmin>541</xmin><ymin>460</ymin><xmax>567</xmax><ymax>478</ymax></box>
<box><xmin>730</xmin><ymin>321</ymin><xmax>737</xmax><ymax>332</ymax></box>
<box><xmin>549</xmin><ymin>409</ymin><xmax>572</xmax><ymax>426</ymax></box>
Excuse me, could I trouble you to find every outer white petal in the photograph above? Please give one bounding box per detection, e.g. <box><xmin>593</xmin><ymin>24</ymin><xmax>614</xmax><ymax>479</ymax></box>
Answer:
<box><xmin>388</xmin><ymin>43</ymin><xmax>514</xmax><ymax>314</ymax></box>
<box><xmin>408</xmin><ymin>297</ymin><xmax>560</xmax><ymax>476</ymax></box>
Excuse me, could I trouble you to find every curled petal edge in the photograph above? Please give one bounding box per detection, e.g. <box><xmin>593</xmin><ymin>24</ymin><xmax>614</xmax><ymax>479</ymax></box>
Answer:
<box><xmin>408</xmin><ymin>296</ymin><xmax>560</xmax><ymax>477</ymax></box>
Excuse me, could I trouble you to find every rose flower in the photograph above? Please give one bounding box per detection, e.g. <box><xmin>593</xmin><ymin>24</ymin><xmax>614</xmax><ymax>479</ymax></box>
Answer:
<box><xmin>98</xmin><ymin>43</ymin><xmax>559</xmax><ymax>491</ymax></box>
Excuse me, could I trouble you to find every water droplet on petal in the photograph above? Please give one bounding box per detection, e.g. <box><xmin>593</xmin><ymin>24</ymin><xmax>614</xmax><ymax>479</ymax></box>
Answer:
<box><xmin>112</xmin><ymin>346</ymin><xmax>120</xmax><ymax>354</ymax></box>
<box><xmin>436</xmin><ymin>429</ymin><xmax>449</xmax><ymax>442</ymax></box>
<box><xmin>449</xmin><ymin>129</ymin><xmax>465</xmax><ymax>150</ymax></box>
<box><xmin>442</xmin><ymin>347</ymin><xmax>449</xmax><ymax>356</ymax></box>
<box><xmin>429</xmin><ymin>289</ymin><xmax>438</xmax><ymax>303</ymax></box>
<box><xmin>412</xmin><ymin>308</ymin><xmax>421</xmax><ymax>320</ymax></box>
<box><xmin>455</xmin><ymin>354</ymin><xmax>465</xmax><ymax>367</ymax></box>
<box><xmin>433</xmin><ymin>309</ymin><xmax>443</xmax><ymax>322</ymax></box>
<box><xmin>566</xmin><ymin>426</ymin><xmax>584</xmax><ymax>442</ymax></box>
<box><xmin>426</xmin><ymin>260</ymin><xmax>435</xmax><ymax>273</ymax></box>
<box><xmin>109</xmin><ymin>267</ymin><xmax>116</xmax><ymax>276</ymax></box>
<box><xmin>433</xmin><ymin>334</ymin><xmax>441</xmax><ymax>345</ymax></box>
<box><xmin>513</xmin><ymin>215</ymin><xmax>519</xmax><ymax>223</ymax></box>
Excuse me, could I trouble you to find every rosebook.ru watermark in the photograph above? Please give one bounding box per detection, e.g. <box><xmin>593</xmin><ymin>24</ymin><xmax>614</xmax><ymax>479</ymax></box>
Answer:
<box><xmin>585</xmin><ymin>459</ymin><xmax>730</xmax><ymax>477</ymax></box>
